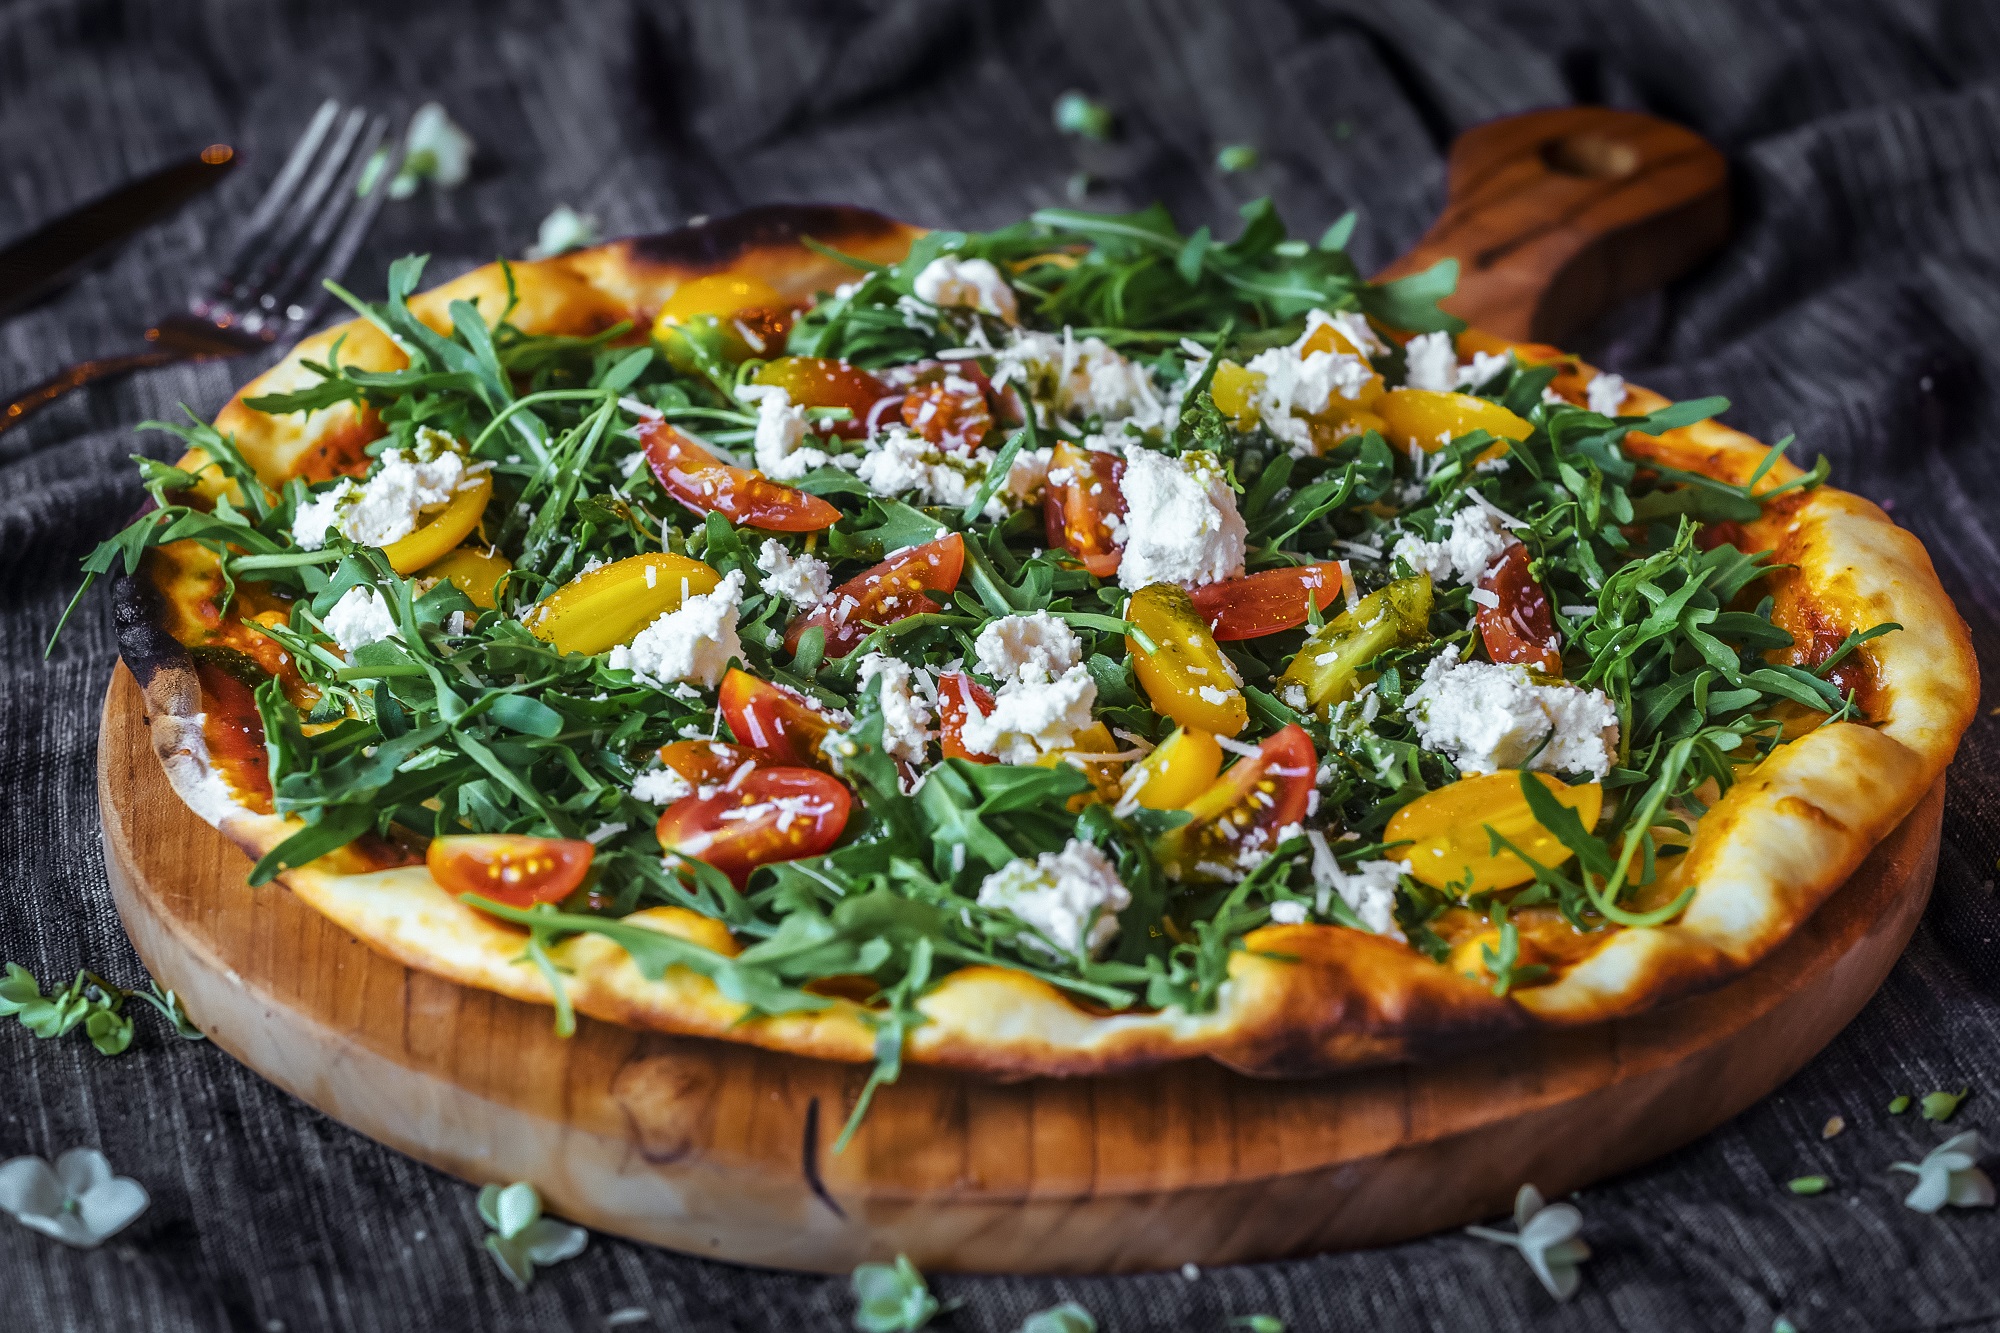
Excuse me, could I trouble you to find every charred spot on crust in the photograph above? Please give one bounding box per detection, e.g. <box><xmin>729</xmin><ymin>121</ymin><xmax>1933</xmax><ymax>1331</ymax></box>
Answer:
<box><xmin>625</xmin><ymin>203</ymin><xmax>904</xmax><ymax>272</ymax></box>
<box><xmin>113</xmin><ymin>563</ymin><xmax>195</xmax><ymax>694</ymax></box>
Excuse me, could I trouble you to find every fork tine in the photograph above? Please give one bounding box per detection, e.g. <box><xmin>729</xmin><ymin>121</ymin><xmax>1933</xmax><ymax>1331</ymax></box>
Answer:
<box><xmin>209</xmin><ymin>107</ymin><xmax>368</xmax><ymax>318</ymax></box>
<box><xmin>251</xmin><ymin>113</ymin><xmax>393</xmax><ymax>332</ymax></box>
<box><xmin>286</xmin><ymin>120</ymin><xmax>405</xmax><ymax>333</ymax></box>
<box><xmin>196</xmin><ymin>99</ymin><xmax>339</xmax><ymax>313</ymax></box>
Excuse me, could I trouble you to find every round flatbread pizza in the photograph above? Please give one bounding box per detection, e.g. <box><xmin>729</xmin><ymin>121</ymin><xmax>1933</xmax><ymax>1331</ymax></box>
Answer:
<box><xmin>88</xmin><ymin>200</ymin><xmax>1976</xmax><ymax>1133</ymax></box>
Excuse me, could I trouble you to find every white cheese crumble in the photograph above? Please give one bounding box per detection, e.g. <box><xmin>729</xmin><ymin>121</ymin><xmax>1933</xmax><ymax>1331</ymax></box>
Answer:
<box><xmin>1456</xmin><ymin>349</ymin><xmax>1512</xmax><ymax>391</ymax></box>
<box><xmin>911</xmin><ymin>255</ymin><xmax>1019</xmax><ymax>324</ymax></box>
<box><xmin>1587</xmin><ymin>372</ymin><xmax>1628</xmax><ymax>416</ymax></box>
<box><xmin>292</xmin><ymin>436</ymin><xmax>468</xmax><ymax>550</ymax></box>
<box><xmin>1114</xmin><ymin>447</ymin><xmax>1247</xmax><ymax>590</ymax></box>
<box><xmin>1405</xmin><ymin>644</ymin><xmax>1619</xmax><ymax>779</ymax></box>
<box><xmin>736</xmin><ymin>384</ymin><xmax>847</xmax><ymax>480</ymax></box>
<box><xmin>321</xmin><ymin>585</ymin><xmax>399</xmax><ymax>656</ymax></box>
<box><xmin>957</xmin><ymin>664</ymin><xmax>1097</xmax><ymax>765</ymax></box>
<box><xmin>1268</xmin><ymin>900</ymin><xmax>1309</xmax><ymax>925</ymax></box>
<box><xmin>1401</xmin><ymin>330</ymin><xmax>1460</xmax><ymax>392</ymax></box>
<box><xmin>608</xmin><ymin>569</ymin><xmax>745</xmax><ymax>689</ymax></box>
<box><xmin>973</xmin><ymin>611</ymin><xmax>1082</xmax><ymax>684</ymax></box>
<box><xmin>991</xmin><ymin>329</ymin><xmax>1166</xmax><ymax>429</ymax></box>
<box><xmin>1390</xmin><ymin>499</ymin><xmax>1520</xmax><ymax>586</ymax></box>
<box><xmin>1236</xmin><ymin>310</ymin><xmax>1379</xmax><ymax>453</ymax></box>
<box><xmin>1305</xmin><ymin>830</ymin><xmax>1407</xmax><ymax>938</ymax></box>
<box><xmin>756</xmin><ymin>539</ymin><xmax>831</xmax><ymax>608</ymax></box>
<box><xmin>976</xmin><ymin>838</ymin><xmax>1131</xmax><ymax>956</ymax></box>
<box><xmin>630</xmin><ymin>767</ymin><xmax>694</xmax><ymax>805</ymax></box>
<box><xmin>855</xmin><ymin>652</ymin><xmax>935</xmax><ymax>766</ymax></box>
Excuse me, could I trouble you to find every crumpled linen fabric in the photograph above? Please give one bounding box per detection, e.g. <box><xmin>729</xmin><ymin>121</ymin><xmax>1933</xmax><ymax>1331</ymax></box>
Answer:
<box><xmin>1</xmin><ymin>1</ymin><xmax>1997</xmax><ymax>1329</ymax></box>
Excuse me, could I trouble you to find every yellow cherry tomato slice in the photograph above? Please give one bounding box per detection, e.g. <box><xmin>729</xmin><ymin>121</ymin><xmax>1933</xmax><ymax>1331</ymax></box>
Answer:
<box><xmin>1385</xmin><ymin>770</ymin><xmax>1604</xmax><ymax>893</ymax></box>
<box><xmin>1125</xmin><ymin>582</ymin><xmax>1249</xmax><ymax>737</ymax></box>
<box><xmin>381</xmin><ymin>472</ymin><xmax>492</xmax><ymax>575</ymax></box>
<box><xmin>1278</xmin><ymin>574</ymin><xmax>1433</xmax><ymax>715</ymax></box>
<box><xmin>528</xmin><ymin>553</ymin><xmax>721</xmax><ymax>656</ymax></box>
<box><xmin>418</xmin><ymin>545</ymin><xmax>511</xmax><ymax>608</ymax></box>
<box><xmin>1376</xmin><ymin>388</ymin><xmax>1531</xmax><ymax>461</ymax></box>
<box><xmin>1121</xmin><ymin>726</ymin><xmax>1222</xmax><ymax>811</ymax></box>
<box><xmin>1034</xmin><ymin>721</ymin><xmax>1125</xmax><ymax>809</ymax></box>
<box><xmin>1297</xmin><ymin>320</ymin><xmax>1385</xmax><ymax>410</ymax></box>
<box><xmin>652</xmin><ymin>274</ymin><xmax>794</xmax><ymax>369</ymax></box>
<box><xmin>1209</xmin><ymin>360</ymin><xmax>1261</xmax><ymax>428</ymax></box>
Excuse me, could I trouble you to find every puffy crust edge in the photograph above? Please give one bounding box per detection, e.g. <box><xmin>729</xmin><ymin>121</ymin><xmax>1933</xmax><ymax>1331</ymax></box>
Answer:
<box><xmin>119</xmin><ymin>209</ymin><xmax>1977</xmax><ymax>1079</ymax></box>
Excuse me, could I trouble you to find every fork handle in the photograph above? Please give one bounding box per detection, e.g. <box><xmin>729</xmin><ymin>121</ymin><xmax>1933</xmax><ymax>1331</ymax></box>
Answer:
<box><xmin>0</xmin><ymin>347</ymin><xmax>192</xmax><ymax>438</ymax></box>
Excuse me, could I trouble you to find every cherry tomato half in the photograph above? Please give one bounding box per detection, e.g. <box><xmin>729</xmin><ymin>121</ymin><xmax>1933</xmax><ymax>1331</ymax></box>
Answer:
<box><xmin>782</xmin><ymin>533</ymin><xmax>967</xmax><ymax>659</ymax></box>
<box><xmin>1187</xmin><ymin>562</ymin><xmax>1344</xmax><ymax>641</ymax></box>
<box><xmin>655</xmin><ymin>766</ymin><xmax>852</xmax><ymax>887</ymax></box>
<box><xmin>1043</xmin><ymin>439</ymin><xmax>1125</xmax><ymax>578</ymax></box>
<box><xmin>429</xmin><ymin>834</ymin><xmax>594</xmax><ymax>909</ymax></box>
<box><xmin>717</xmin><ymin>668</ymin><xmax>846</xmax><ymax>769</ymax></box>
<box><xmin>754</xmin><ymin>356</ymin><xmax>893</xmax><ymax>439</ymax></box>
<box><xmin>641</xmin><ymin>419</ymin><xmax>840</xmax><ymax>532</ymax></box>
<box><xmin>936</xmin><ymin>671</ymin><xmax>998</xmax><ymax>761</ymax></box>
<box><xmin>1157</xmin><ymin>725</ymin><xmax>1317</xmax><ymax>879</ymax></box>
<box><xmin>900</xmin><ymin>366</ymin><xmax>994</xmax><ymax>452</ymax></box>
<box><xmin>1476</xmin><ymin>542</ymin><xmax>1561</xmax><ymax>675</ymax></box>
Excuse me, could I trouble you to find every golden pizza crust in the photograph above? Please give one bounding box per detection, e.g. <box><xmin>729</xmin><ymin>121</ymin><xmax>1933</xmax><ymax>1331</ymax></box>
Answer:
<box><xmin>129</xmin><ymin>206</ymin><xmax>1978</xmax><ymax>1079</ymax></box>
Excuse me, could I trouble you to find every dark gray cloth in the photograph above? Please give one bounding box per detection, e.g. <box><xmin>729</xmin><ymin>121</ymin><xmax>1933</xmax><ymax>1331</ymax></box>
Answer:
<box><xmin>3</xmin><ymin>1</ymin><xmax>1998</xmax><ymax>1328</ymax></box>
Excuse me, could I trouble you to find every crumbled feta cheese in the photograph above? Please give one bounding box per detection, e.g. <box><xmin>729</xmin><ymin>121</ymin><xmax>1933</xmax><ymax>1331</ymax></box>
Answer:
<box><xmin>1391</xmin><ymin>499</ymin><xmax>1519</xmax><ymax>586</ymax></box>
<box><xmin>1235</xmin><ymin>312</ymin><xmax>1380</xmax><ymax>453</ymax></box>
<box><xmin>992</xmin><ymin>330</ymin><xmax>1166</xmax><ymax>429</ymax></box>
<box><xmin>583</xmin><ymin>821</ymin><xmax>628</xmax><ymax>845</ymax></box>
<box><xmin>608</xmin><ymin>570</ymin><xmax>745</xmax><ymax>689</ymax></box>
<box><xmin>856</xmin><ymin>425</ymin><xmax>980</xmax><ymax>506</ymax></box>
<box><xmin>1587</xmin><ymin>372</ymin><xmax>1628</xmax><ymax>417</ymax></box>
<box><xmin>912</xmin><ymin>255</ymin><xmax>1018</xmax><ymax>324</ymax></box>
<box><xmin>756</xmin><ymin>539</ymin><xmax>832</xmax><ymax>608</ymax></box>
<box><xmin>630</xmin><ymin>767</ymin><xmax>694</xmax><ymax>805</ymax></box>
<box><xmin>737</xmin><ymin>384</ymin><xmax>847</xmax><ymax>480</ymax></box>
<box><xmin>973</xmin><ymin>612</ymin><xmax>1082</xmax><ymax>684</ymax></box>
<box><xmin>1405</xmin><ymin>644</ymin><xmax>1618</xmax><ymax>779</ymax></box>
<box><xmin>321</xmin><ymin>585</ymin><xmax>398</xmax><ymax>656</ymax></box>
<box><xmin>1456</xmin><ymin>350</ymin><xmax>1513</xmax><ymax>391</ymax></box>
<box><xmin>1402</xmin><ymin>330</ymin><xmax>1460</xmax><ymax>392</ymax></box>
<box><xmin>291</xmin><ymin>441</ymin><xmax>467</xmax><ymax>550</ymax></box>
<box><xmin>855</xmin><ymin>652</ymin><xmax>934</xmax><ymax>766</ymax></box>
<box><xmin>1268</xmin><ymin>900</ymin><xmax>1309</xmax><ymax>925</ymax></box>
<box><xmin>958</xmin><ymin>664</ymin><xmax>1097</xmax><ymax>765</ymax></box>
<box><xmin>1315</xmin><ymin>308</ymin><xmax>1388</xmax><ymax>358</ymax></box>
<box><xmin>1000</xmin><ymin>445</ymin><xmax>1054</xmax><ymax>508</ymax></box>
<box><xmin>1114</xmin><ymin>447</ymin><xmax>1247</xmax><ymax>590</ymax></box>
<box><xmin>976</xmin><ymin>838</ymin><xmax>1131</xmax><ymax>956</ymax></box>
<box><xmin>1305</xmin><ymin>831</ymin><xmax>1407</xmax><ymax>938</ymax></box>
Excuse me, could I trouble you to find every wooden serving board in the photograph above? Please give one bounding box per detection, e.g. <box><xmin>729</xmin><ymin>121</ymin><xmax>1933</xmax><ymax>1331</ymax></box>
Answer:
<box><xmin>97</xmin><ymin>109</ymin><xmax>1939</xmax><ymax>1274</ymax></box>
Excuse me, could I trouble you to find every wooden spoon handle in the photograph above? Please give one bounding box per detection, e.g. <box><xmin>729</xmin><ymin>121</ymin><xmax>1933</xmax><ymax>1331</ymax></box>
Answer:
<box><xmin>1377</xmin><ymin>106</ymin><xmax>1729</xmax><ymax>344</ymax></box>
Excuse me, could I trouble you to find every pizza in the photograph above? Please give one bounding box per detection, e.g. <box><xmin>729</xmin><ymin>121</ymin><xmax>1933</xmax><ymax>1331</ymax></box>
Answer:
<box><xmin>91</xmin><ymin>200</ymin><xmax>1976</xmax><ymax>1131</ymax></box>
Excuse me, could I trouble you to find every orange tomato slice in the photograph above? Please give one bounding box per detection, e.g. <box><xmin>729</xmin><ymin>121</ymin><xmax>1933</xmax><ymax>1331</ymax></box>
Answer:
<box><xmin>936</xmin><ymin>671</ymin><xmax>998</xmax><ymax>761</ymax></box>
<box><xmin>1158</xmin><ymin>725</ymin><xmax>1317</xmax><ymax>878</ymax></box>
<box><xmin>754</xmin><ymin>356</ymin><xmax>894</xmax><ymax>439</ymax></box>
<box><xmin>1043</xmin><ymin>439</ymin><xmax>1126</xmax><ymax>577</ymax></box>
<box><xmin>1476</xmin><ymin>543</ymin><xmax>1561</xmax><ymax>675</ymax></box>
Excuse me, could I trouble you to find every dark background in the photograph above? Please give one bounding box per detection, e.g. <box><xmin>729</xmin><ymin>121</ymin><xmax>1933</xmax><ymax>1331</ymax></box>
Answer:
<box><xmin>4</xmin><ymin>1</ymin><xmax>1999</xmax><ymax>1329</ymax></box>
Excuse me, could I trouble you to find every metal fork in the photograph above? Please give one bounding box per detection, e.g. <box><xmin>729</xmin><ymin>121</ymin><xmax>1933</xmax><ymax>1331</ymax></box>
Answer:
<box><xmin>0</xmin><ymin>99</ymin><xmax>403</xmax><ymax>438</ymax></box>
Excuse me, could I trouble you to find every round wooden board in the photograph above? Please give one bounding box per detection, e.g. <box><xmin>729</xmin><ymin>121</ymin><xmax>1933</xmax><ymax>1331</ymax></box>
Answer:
<box><xmin>97</xmin><ymin>664</ymin><xmax>1943</xmax><ymax>1273</ymax></box>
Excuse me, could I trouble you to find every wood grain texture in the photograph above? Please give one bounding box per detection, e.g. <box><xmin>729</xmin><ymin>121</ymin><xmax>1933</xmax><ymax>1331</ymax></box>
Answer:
<box><xmin>1375</xmin><ymin>106</ymin><xmax>1729</xmax><ymax>343</ymax></box>
<box><xmin>99</xmin><ymin>665</ymin><xmax>1943</xmax><ymax>1273</ymax></box>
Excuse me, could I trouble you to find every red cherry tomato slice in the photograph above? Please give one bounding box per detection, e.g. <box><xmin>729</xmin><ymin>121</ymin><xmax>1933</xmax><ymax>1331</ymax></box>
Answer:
<box><xmin>1162</xmin><ymin>725</ymin><xmax>1318</xmax><ymax>875</ymax></box>
<box><xmin>936</xmin><ymin>671</ymin><xmax>998</xmax><ymax>762</ymax></box>
<box><xmin>717</xmin><ymin>668</ymin><xmax>846</xmax><ymax>769</ymax></box>
<box><xmin>900</xmin><ymin>368</ymin><xmax>994</xmax><ymax>452</ymax></box>
<box><xmin>655</xmin><ymin>766</ymin><xmax>852</xmax><ymax>887</ymax></box>
<box><xmin>1476</xmin><ymin>542</ymin><xmax>1562</xmax><ymax>675</ymax></box>
<box><xmin>1187</xmin><ymin>562</ymin><xmax>1345</xmax><ymax>641</ymax></box>
<box><xmin>641</xmin><ymin>419</ymin><xmax>840</xmax><ymax>532</ymax></box>
<box><xmin>1043</xmin><ymin>439</ymin><xmax>1125</xmax><ymax>578</ymax></box>
<box><xmin>657</xmin><ymin>739</ymin><xmax>763</xmax><ymax>787</ymax></box>
<box><xmin>782</xmin><ymin>533</ymin><xmax>967</xmax><ymax>659</ymax></box>
<box><xmin>429</xmin><ymin>834</ymin><xmax>594</xmax><ymax>909</ymax></box>
<box><xmin>754</xmin><ymin>356</ymin><xmax>894</xmax><ymax>439</ymax></box>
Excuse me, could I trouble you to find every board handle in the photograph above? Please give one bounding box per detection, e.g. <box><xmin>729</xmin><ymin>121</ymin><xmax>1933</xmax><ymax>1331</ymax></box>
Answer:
<box><xmin>1377</xmin><ymin>106</ymin><xmax>1729</xmax><ymax>344</ymax></box>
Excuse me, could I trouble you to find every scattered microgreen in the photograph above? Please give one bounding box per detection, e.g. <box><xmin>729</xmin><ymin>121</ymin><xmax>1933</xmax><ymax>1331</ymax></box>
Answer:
<box><xmin>476</xmin><ymin>1181</ymin><xmax>587</xmax><ymax>1291</ymax></box>
<box><xmin>0</xmin><ymin>962</ymin><xmax>203</xmax><ymax>1054</ymax></box>
<box><xmin>1889</xmin><ymin>1095</ymin><xmax>1912</xmax><ymax>1115</ymax></box>
<box><xmin>851</xmin><ymin>1254</ymin><xmax>947</xmax><ymax>1332</ymax></box>
<box><xmin>1920</xmin><ymin>1088</ymin><xmax>1969</xmax><ymax>1122</ymax></box>
<box><xmin>1889</xmin><ymin>1132</ymin><xmax>1995</xmax><ymax>1213</ymax></box>
<box><xmin>1786</xmin><ymin>1175</ymin><xmax>1830</xmax><ymax>1195</ymax></box>
<box><xmin>1465</xmin><ymin>1184</ymin><xmax>1590</xmax><ymax>1302</ymax></box>
<box><xmin>1020</xmin><ymin>1302</ymin><xmax>1097</xmax><ymax>1333</ymax></box>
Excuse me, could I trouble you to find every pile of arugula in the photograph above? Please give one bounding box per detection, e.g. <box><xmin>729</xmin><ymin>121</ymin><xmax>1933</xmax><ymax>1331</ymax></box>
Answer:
<box><xmin>67</xmin><ymin>198</ymin><xmax>1881</xmax><ymax>1138</ymax></box>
